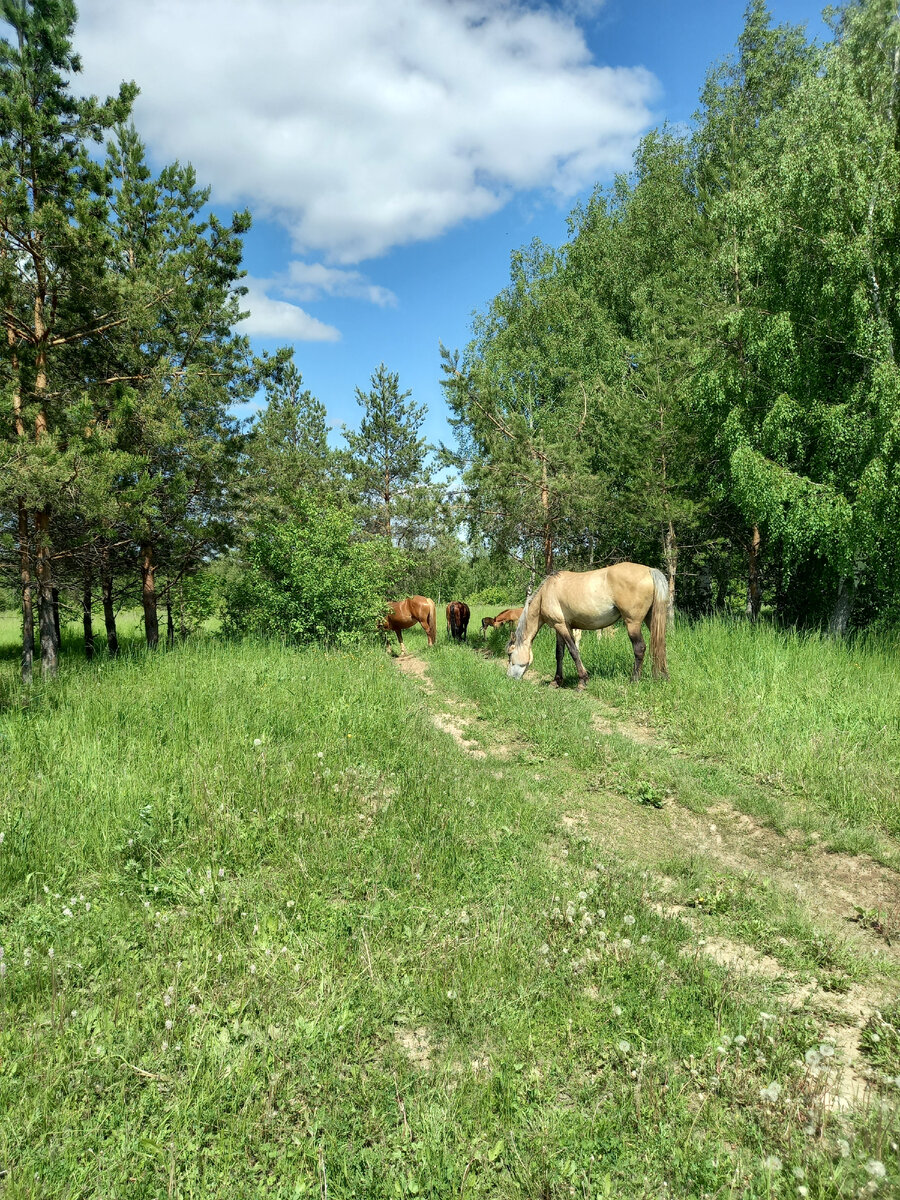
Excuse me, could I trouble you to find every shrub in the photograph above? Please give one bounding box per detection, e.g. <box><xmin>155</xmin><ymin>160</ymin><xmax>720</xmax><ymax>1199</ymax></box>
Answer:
<box><xmin>223</xmin><ymin>498</ymin><xmax>400</xmax><ymax>644</ymax></box>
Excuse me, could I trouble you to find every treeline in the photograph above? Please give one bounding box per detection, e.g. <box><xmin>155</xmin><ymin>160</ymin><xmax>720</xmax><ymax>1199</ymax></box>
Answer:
<box><xmin>441</xmin><ymin>0</ymin><xmax>900</xmax><ymax>633</ymax></box>
<box><xmin>0</xmin><ymin>2</ymin><xmax>460</xmax><ymax>680</ymax></box>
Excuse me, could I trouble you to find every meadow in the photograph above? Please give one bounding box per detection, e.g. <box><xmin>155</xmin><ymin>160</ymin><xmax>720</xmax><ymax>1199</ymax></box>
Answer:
<box><xmin>0</xmin><ymin>610</ymin><xmax>897</xmax><ymax>1198</ymax></box>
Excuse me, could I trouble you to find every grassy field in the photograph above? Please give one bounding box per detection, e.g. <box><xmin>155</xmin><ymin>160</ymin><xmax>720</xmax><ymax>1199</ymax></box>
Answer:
<box><xmin>0</xmin><ymin>611</ymin><xmax>898</xmax><ymax>1197</ymax></box>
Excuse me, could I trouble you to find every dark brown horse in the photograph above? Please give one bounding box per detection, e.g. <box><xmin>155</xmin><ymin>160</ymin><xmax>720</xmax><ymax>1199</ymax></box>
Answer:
<box><xmin>481</xmin><ymin>606</ymin><xmax>524</xmax><ymax>635</ymax></box>
<box><xmin>446</xmin><ymin>601</ymin><xmax>470</xmax><ymax>641</ymax></box>
<box><xmin>379</xmin><ymin>596</ymin><xmax>437</xmax><ymax>651</ymax></box>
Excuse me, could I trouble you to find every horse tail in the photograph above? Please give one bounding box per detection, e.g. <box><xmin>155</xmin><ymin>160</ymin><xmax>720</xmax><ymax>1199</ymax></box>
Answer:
<box><xmin>427</xmin><ymin>600</ymin><xmax>437</xmax><ymax>645</ymax></box>
<box><xmin>649</xmin><ymin>568</ymin><xmax>669</xmax><ymax>680</ymax></box>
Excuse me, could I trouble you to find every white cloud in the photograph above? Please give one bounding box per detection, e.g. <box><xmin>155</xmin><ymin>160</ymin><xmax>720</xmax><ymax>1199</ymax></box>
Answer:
<box><xmin>281</xmin><ymin>262</ymin><xmax>397</xmax><ymax>307</ymax></box>
<box><xmin>240</xmin><ymin>280</ymin><xmax>341</xmax><ymax>341</ymax></box>
<box><xmin>73</xmin><ymin>0</ymin><xmax>657</xmax><ymax>263</ymax></box>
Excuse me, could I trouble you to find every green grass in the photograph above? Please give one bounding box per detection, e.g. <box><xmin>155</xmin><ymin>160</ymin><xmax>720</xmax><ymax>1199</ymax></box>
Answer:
<box><xmin>0</xmin><ymin>616</ymin><xmax>897</xmax><ymax>1197</ymax></box>
<box><xmin>464</xmin><ymin>613</ymin><xmax>900</xmax><ymax>858</ymax></box>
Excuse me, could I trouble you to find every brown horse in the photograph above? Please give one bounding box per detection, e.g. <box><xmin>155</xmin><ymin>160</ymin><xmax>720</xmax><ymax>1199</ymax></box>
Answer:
<box><xmin>481</xmin><ymin>606</ymin><xmax>524</xmax><ymax>635</ymax></box>
<box><xmin>446</xmin><ymin>601</ymin><xmax>471</xmax><ymax>641</ymax></box>
<box><xmin>379</xmin><ymin>596</ymin><xmax>437</xmax><ymax>651</ymax></box>
<box><xmin>507</xmin><ymin>563</ymin><xmax>668</xmax><ymax>688</ymax></box>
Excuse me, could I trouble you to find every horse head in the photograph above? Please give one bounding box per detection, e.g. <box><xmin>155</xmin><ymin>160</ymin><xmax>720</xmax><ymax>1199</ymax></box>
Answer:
<box><xmin>506</xmin><ymin>598</ymin><xmax>533</xmax><ymax>678</ymax></box>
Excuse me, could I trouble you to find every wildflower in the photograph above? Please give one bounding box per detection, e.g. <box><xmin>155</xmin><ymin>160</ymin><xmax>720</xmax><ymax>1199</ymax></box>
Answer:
<box><xmin>793</xmin><ymin>1168</ymin><xmax>805</xmax><ymax>1180</ymax></box>
<box><xmin>85</xmin><ymin>903</ymin><xmax>91</xmax><ymax>912</ymax></box>
<box><xmin>864</xmin><ymin>1162</ymin><xmax>886</xmax><ymax>1180</ymax></box>
<box><xmin>165</xmin><ymin>1019</ymin><xmax>173</xmax><ymax>1031</ymax></box>
<box><xmin>62</xmin><ymin>908</ymin><xmax>73</xmax><ymax>918</ymax></box>
<box><xmin>617</xmin><ymin>1040</ymin><xmax>631</xmax><ymax>1054</ymax></box>
<box><xmin>759</xmin><ymin>1081</ymin><xmax>782</xmax><ymax>1103</ymax></box>
<box><xmin>818</xmin><ymin>1043</ymin><xmax>835</xmax><ymax>1058</ymax></box>
<box><xmin>805</xmin><ymin>1048</ymin><xmax>821</xmax><ymax>1066</ymax></box>
<box><xmin>762</xmin><ymin>1156</ymin><xmax>782</xmax><ymax>1172</ymax></box>
<box><xmin>640</xmin><ymin>934</ymin><xmax>649</xmax><ymax>944</ymax></box>
<box><xmin>759</xmin><ymin>1012</ymin><xmax>775</xmax><ymax>1023</ymax></box>
<box><xmin>797</xmin><ymin>1188</ymin><xmax>808</xmax><ymax>1197</ymax></box>
<box><xmin>716</xmin><ymin>1045</ymin><xmax>728</xmax><ymax>1055</ymax></box>
<box><xmin>734</xmin><ymin>1035</ymin><xmax>747</xmax><ymax>1047</ymax></box>
<box><xmin>0</xmin><ymin>962</ymin><xmax>5</xmax><ymax>979</ymax></box>
<box><xmin>216</xmin><ymin>953</ymin><xmax>222</xmax><ymax>963</ymax></box>
<box><xmin>218</xmin><ymin>868</ymin><xmax>225</xmax><ymax>878</ymax></box>
<box><xmin>162</xmin><ymin>1041</ymin><xmax>169</xmax><ymax>1052</ymax></box>
<box><xmin>837</xmin><ymin>1139</ymin><xmax>850</xmax><ymax>1159</ymax></box>
<box><xmin>163</xmin><ymin>992</ymin><xmax>173</xmax><ymax>1008</ymax></box>
<box><xmin>539</xmin><ymin>944</ymin><xmax>550</xmax><ymax>955</ymax></box>
<box><xmin>249</xmin><ymin>964</ymin><xmax>256</xmax><ymax>975</ymax></box>
<box><xmin>47</xmin><ymin>947</ymin><xmax>54</xmax><ymax>959</ymax></box>
<box><xmin>623</xmin><ymin>914</ymin><xmax>636</xmax><ymax>926</ymax></box>
<box><xmin>578</xmin><ymin>891</ymin><xmax>588</xmax><ymax>902</ymax></box>
<box><xmin>621</xmin><ymin>938</ymin><xmax>632</xmax><ymax>949</ymax></box>
<box><xmin>316</xmin><ymin>752</ymin><xmax>324</xmax><ymax>759</ymax></box>
<box><xmin>0</xmin><ymin>832</ymin><xmax>4</xmax><ymax>843</ymax></box>
<box><xmin>253</xmin><ymin>738</ymin><xmax>262</xmax><ymax>746</ymax></box>
<box><xmin>446</xmin><ymin>989</ymin><xmax>457</xmax><ymax>1000</ymax></box>
<box><xmin>597</xmin><ymin>909</ymin><xmax>606</xmax><ymax>919</ymax></box>
<box><xmin>286</xmin><ymin>900</ymin><xmax>295</xmax><ymax>908</ymax></box>
<box><xmin>613</xmin><ymin>1005</ymin><xmax>623</xmax><ymax>1016</ymax></box>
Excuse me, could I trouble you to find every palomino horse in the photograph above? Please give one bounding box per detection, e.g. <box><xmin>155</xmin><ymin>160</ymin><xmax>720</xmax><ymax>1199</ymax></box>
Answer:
<box><xmin>507</xmin><ymin>563</ymin><xmax>669</xmax><ymax>687</ymax></box>
<box><xmin>446</xmin><ymin>601</ymin><xmax>471</xmax><ymax>641</ymax></box>
<box><xmin>481</xmin><ymin>607</ymin><xmax>524</xmax><ymax>635</ymax></box>
<box><xmin>379</xmin><ymin>596</ymin><xmax>437</xmax><ymax>651</ymax></box>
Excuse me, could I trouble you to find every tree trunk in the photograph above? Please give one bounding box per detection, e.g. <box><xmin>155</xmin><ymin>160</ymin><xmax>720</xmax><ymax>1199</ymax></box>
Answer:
<box><xmin>141</xmin><ymin>542</ymin><xmax>159</xmax><ymax>648</ymax></box>
<box><xmin>35</xmin><ymin>508</ymin><xmax>59</xmax><ymax>677</ymax></box>
<box><xmin>540</xmin><ymin>458</ymin><xmax>553</xmax><ymax>575</ymax></box>
<box><xmin>19</xmin><ymin>501</ymin><xmax>34</xmax><ymax>685</ymax></box>
<box><xmin>662</xmin><ymin>519</ymin><xmax>677</xmax><ymax>627</ymax></box>
<box><xmin>102</xmin><ymin>559</ymin><xmax>120</xmax><ymax>657</ymax></box>
<box><xmin>82</xmin><ymin>572</ymin><xmax>94</xmax><ymax>661</ymax></box>
<box><xmin>746</xmin><ymin>525</ymin><xmax>762</xmax><ymax>622</ymax></box>
<box><xmin>165</xmin><ymin>580</ymin><xmax>175</xmax><ymax>648</ymax></box>
<box><xmin>828</xmin><ymin>577</ymin><xmax>854</xmax><ymax>637</ymax></box>
<box><xmin>52</xmin><ymin>586</ymin><xmax>61</xmax><ymax>645</ymax></box>
<box><xmin>179</xmin><ymin>581</ymin><xmax>188</xmax><ymax>642</ymax></box>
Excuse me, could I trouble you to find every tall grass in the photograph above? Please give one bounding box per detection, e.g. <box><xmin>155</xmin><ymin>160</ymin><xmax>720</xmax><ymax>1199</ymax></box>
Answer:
<box><xmin>1</xmin><ymin>633</ymin><xmax>895</xmax><ymax>1196</ymax></box>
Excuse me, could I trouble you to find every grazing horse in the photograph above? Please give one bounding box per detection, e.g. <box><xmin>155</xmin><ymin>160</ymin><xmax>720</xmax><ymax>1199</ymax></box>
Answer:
<box><xmin>379</xmin><ymin>596</ymin><xmax>436</xmax><ymax>651</ymax></box>
<box><xmin>507</xmin><ymin>563</ymin><xmax>669</xmax><ymax>688</ymax></box>
<box><xmin>446</xmin><ymin>601</ymin><xmax>471</xmax><ymax>641</ymax></box>
<box><xmin>481</xmin><ymin>606</ymin><xmax>524</xmax><ymax>635</ymax></box>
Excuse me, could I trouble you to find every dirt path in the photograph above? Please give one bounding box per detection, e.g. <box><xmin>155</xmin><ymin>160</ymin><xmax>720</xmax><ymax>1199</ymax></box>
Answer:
<box><xmin>392</xmin><ymin>649</ymin><xmax>900</xmax><ymax>1107</ymax></box>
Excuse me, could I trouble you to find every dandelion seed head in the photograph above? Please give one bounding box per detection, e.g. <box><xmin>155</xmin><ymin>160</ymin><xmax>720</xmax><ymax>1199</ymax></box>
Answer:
<box><xmin>253</xmin><ymin>738</ymin><xmax>262</xmax><ymax>746</ymax></box>
<box><xmin>734</xmin><ymin>1035</ymin><xmax>747</xmax><ymax>1047</ymax></box>
<box><xmin>62</xmin><ymin>907</ymin><xmax>73</xmax><ymax>918</ymax></box>
<box><xmin>165</xmin><ymin>1019</ymin><xmax>173</xmax><ymax>1031</ymax></box>
<box><xmin>617</xmin><ymin>1040</ymin><xmax>631</xmax><ymax>1054</ymax></box>
<box><xmin>805</xmin><ymin>1048</ymin><xmax>821</xmax><ymax>1066</ymax></box>
<box><xmin>818</xmin><ymin>1042</ymin><xmax>835</xmax><ymax>1058</ymax></box>
<box><xmin>762</xmin><ymin>1155</ymin><xmax>782</xmax><ymax>1172</ymax></box>
<box><xmin>446</xmin><ymin>989</ymin><xmax>457</xmax><ymax>1000</ymax></box>
<box><xmin>621</xmin><ymin>938</ymin><xmax>632</xmax><ymax>949</ymax></box>
<box><xmin>759</xmin><ymin>1081</ymin><xmax>782</xmax><ymax>1103</ymax></box>
<box><xmin>623</xmin><ymin>914</ymin><xmax>636</xmax><ymax>926</ymax></box>
<box><xmin>865</xmin><ymin>1161</ymin><xmax>886</xmax><ymax>1180</ymax></box>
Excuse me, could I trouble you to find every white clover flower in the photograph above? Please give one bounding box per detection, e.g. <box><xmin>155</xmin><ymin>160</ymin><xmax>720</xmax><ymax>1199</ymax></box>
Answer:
<box><xmin>47</xmin><ymin>947</ymin><xmax>54</xmax><ymax>959</ymax></box>
<box><xmin>161</xmin><ymin>1041</ymin><xmax>169</xmax><ymax>1052</ymax></box>
<box><xmin>759</xmin><ymin>1081</ymin><xmax>782</xmax><ymax>1103</ymax></box>
<box><xmin>253</xmin><ymin>738</ymin><xmax>262</xmax><ymax>746</ymax></box>
<box><xmin>165</xmin><ymin>1019</ymin><xmax>173</xmax><ymax>1031</ymax></box>
<box><xmin>623</xmin><ymin>914</ymin><xmax>636</xmax><ymax>926</ymax></box>
<box><xmin>865</xmin><ymin>1161</ymin><xmax>887</xmax><ymax>1180</ymax></box>
<box><xmin>62</xmin><ymin>908</ymin><xmax>73</xmax><ymax>918</ymax></box>
<box><xmin>249</xmin><ymin>964</ymin><xmax>256</xmax><ymax>975</ymax></box>
<box><xmin>639</xmin><ymin>935</ymin><xmax>649</xmax><ymax>944</ymax></box>
<box><xmin>762</xmin><ymin>1155</ymin><xmax>782</xmax><ymax>1172</ymax></box>
<box><xmin>85</xmin><ymin>903</ymin><xmax>90</xmax><ymax>912</ymax></box>
<box><xmin>316</xmin><ymin>752</ymin><xmax>324</xmax><ymax>759</ymax></box>
<box><xmin>216</xmin><ymin>953</ymin><xmax>222</xmax><ymax>963</ymax></box>
<box><xmin>163</xmin><ymin>992</ymin><xmax>173</xmax><ymax>1007</ymax></box>
<box><xmin>446</xmin><ymin>989</ymin><xmax>457</xmax><ymax>1000</ymax></box>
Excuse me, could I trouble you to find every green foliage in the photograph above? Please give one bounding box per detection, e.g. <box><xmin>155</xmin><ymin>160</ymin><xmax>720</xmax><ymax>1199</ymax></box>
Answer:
<box><xmin>223</xmin><ymin>498</ymin><xmax>400</xmax><ymax>644</ymax></box>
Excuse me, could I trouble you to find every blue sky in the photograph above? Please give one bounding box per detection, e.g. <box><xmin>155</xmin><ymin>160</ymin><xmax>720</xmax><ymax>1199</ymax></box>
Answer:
<box><xmin>72</xmin><ymin>0</ymin><xmax>830</xmax><ymax>449</ymax></box>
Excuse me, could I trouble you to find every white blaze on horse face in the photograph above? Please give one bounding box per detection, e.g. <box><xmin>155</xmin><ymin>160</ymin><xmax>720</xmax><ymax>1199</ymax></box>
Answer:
<box><xmin>506</xmin><ymin>639</ymin><xmax>532</xmax><ymax>679</ymax></box>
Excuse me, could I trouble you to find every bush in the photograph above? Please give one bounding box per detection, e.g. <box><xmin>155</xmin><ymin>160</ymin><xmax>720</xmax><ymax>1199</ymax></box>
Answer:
<box><xmin>223</xmin><ymin>499</ymin><xmax>401</xmax><ymax>644</ymax></box>
<box><xmin>466</xmin><ymin>584</ymin><xmax>517</xmax><ymax>606</ymax></box>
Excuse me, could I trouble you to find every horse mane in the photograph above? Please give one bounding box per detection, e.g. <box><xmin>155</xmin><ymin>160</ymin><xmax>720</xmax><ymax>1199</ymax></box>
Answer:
<box><xmin>514</xmin><ymin>582</ymin><xmax>543</xmax><ymax>646</ymax></box>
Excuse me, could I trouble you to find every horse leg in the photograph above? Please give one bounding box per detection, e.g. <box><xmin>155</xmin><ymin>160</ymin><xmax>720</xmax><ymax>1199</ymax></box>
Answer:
<box><xmin>626</xmin><ymin>618</ymin><xmax>646</xmax><ymax>681</ymax></box>
<box><xmin>558</xmin><ymin>626</ymin><xmax>589</xmax><ymax>690</ymax></box>
<box><xmin>553</xmin><ymin>632</ymin><xmax>565</xmax><ymax>687</ymax></box>
<box><xmin>396</xmin><ymin>628</ymin><xmax>406</xmax><ymax>654</ymax></box>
